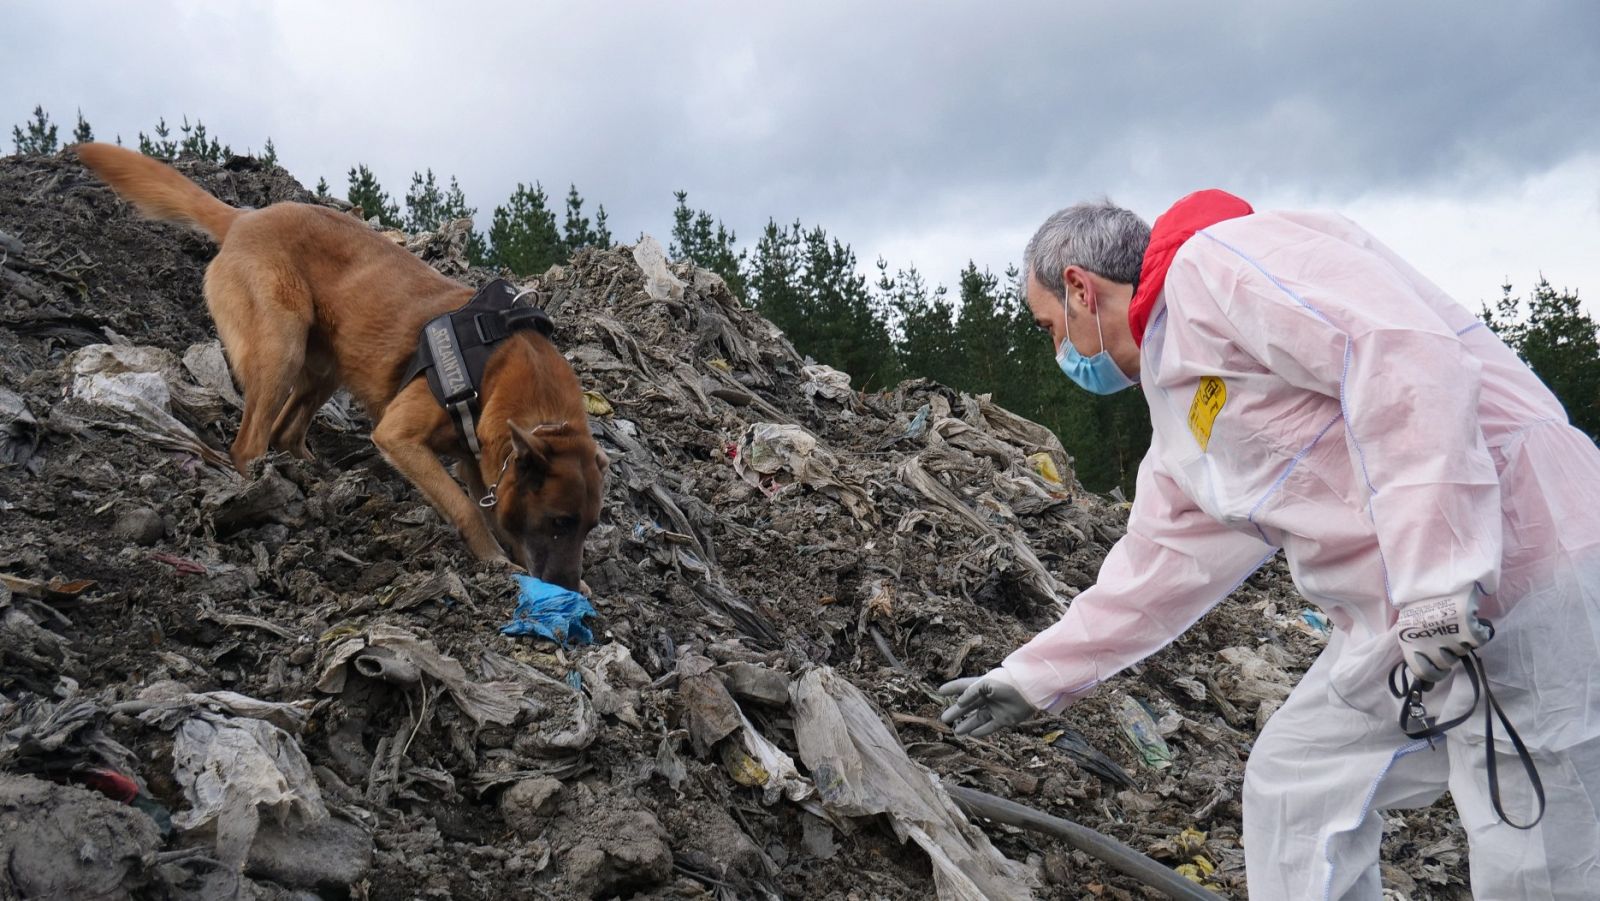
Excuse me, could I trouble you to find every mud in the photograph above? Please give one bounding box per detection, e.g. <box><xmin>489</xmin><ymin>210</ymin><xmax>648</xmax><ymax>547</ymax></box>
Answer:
<box><xmin>0</xmin><ymin>150</ymin><xmax>1470</xmax><ymax>899</ymax></box>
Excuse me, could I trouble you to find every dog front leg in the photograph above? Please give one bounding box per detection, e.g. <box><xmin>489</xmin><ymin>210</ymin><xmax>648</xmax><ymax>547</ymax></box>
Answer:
<box><xmin>455</xmin><ymin>457</ymin><xmax>510</xmax><ymax>548</ymax></box>
<box><xmin>373</xmin><ymin>423</ymin><xmax>509</xmax><ymax>566</ymax></box>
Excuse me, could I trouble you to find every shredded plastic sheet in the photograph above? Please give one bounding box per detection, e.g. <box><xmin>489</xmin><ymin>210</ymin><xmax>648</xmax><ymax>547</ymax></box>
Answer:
<box><xmin>790</xmin><ymin>667</ymin><xmax>1034</xmax><ymax>901</ymax></box>
<box><xmin>131</xmin><ymin>686</ymin><xmax>314</xmax><ymax>734</ymax></box>
<box><xmin>318</xmin><ymin>624</ymin><xmax>522</xmax><ymax>726</ymax></box>
<box><xmin>800</xmin><ymin>364</ymin><xmax>853</xmax><ymax>403</ymax></box>
<box><xmin>169</xmin><ymin>712</ymin><xmax>327</xmax><ymax>871</ymax></box>
<box><xmin>732</xmin><ymin>422</ymin><xmax>875</xmax><ymax>523</ymax></box>
<box><xmin>731</xmin><ymin>711</ymin><xmax>812</xmax><ymax>805</ymax></box>
<box><xmin>898</xmin><ymin>447</ymin><xmax>1066</xmax><ymax>608</ymax></box>
<box><xmin>67</xmin><ymin>344</ymin><xmax>233</xmax><ymax>469</ymax></box>
<box><xmin>502</xmin><ymin>575</ymin><xmax>597</xmax><ymax>646</ymax></box>
<box><xmin>0</xmin><ymin>387</ymin><xmax>39</xmax><ymax>469</ymax></box>
<box><xmin>1112</xmin><ymin>695</ymin><xmax>1174</xmax><ymax>771</ymax></box>
<box><xmin>632</xmin><ymin>235</ymin><xmax>687</xmax><ymax>301</ymax></box>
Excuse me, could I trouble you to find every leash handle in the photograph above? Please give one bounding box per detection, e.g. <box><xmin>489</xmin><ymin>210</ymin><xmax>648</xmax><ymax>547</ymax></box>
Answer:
<box><xmin>1388</xmin><ymin>620</ymin><xmax>1545</xmax><ymax>829</ymax></box>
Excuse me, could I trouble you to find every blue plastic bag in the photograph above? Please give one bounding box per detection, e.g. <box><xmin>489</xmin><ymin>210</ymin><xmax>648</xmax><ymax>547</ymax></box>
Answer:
<box><xmin>501</xmin><ymin>575</ymin><xmax>596</xmax><ymax>646</ymax></box>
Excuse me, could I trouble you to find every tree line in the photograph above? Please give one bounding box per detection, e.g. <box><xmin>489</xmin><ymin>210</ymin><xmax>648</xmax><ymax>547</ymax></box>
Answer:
<box><xmin>12</xmin><ymin>105</ymin><xmax>1597</xmax><ymax>493</ymax></box>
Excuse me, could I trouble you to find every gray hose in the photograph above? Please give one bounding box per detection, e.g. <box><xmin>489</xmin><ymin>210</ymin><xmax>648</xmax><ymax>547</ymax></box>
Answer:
<box><xmin>353</xmin><ymin>647</ymin><xmax>422</xmax><ymax>685</ymax></box>
<box><xmin>948</xmin><ymin>785</ymin><xmax>1220</xmax><ymax>900</ymax></box>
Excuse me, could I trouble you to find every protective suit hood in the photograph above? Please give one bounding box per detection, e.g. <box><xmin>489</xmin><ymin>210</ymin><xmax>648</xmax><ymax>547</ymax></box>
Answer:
<box><xmin>1129</xmin><ymin>189</ymin><xmax>1254</xmax><ymax>346</ymax></box>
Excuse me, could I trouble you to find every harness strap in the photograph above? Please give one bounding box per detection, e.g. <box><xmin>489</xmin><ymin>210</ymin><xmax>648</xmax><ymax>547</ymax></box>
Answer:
<box><xmin>1388</xmin><ymin>623</ymin><xmax>1546</xmax><ymax>830</ymax></box>
<box><xmin>400</xmin><ymin>279</ymin><xmax>554</xmax><ymax>456</ymax></box>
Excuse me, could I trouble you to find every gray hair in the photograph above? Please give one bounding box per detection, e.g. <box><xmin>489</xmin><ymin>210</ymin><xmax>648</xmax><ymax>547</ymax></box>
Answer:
<box><xmin>1022</xmin><ymin>200</ymin><xmax>1150</xmax><ymax>298</ymax></box>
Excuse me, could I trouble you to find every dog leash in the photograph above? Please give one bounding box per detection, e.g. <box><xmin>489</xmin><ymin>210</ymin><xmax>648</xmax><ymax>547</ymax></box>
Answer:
<box><xmin>1388</xmin><ymin>621</ymin><xmax>1546</xmax><ymax>829</ymax></box>
<box><xmin>478</xmin><ymin>421</ymin><xmax>571</xmax><ymax>508</ymax></box>
<box><xmin>479</xmin><ymin>452</ymin><xmax>515</xmax><ymax>508</ymax></box>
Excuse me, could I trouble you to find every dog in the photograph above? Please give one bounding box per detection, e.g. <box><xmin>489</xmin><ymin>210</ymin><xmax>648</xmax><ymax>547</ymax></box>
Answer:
<box><xmin>74</xmin><ymin>143</ymin><xmax>604</xmax><ymax>590</ymax></box>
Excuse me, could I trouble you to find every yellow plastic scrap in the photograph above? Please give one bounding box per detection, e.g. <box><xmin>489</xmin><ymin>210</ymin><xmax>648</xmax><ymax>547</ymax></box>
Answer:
<box><xmin>1176</xmin><ymin>827</ymin><xmax>1208</xmax><ymax>855</ymax></box>
<box><xmin>1027</xmin><ymin>452</ymin><xmax>1065</xmax><ymax>488</ymax></box>
<box><xmin>583</xmin><ymin>391</ymin><xmax>614</xmax><ymax>416</ymax></box>
<box><xmin>720</xmin><ymin>743</ymin><xmax>770</xmax><ymax>788</ymax></box>
<box><xmin>708</xmin><ymin>358</ymin><xmax>733</xmax><ymax>373</ymax></box>
<box><xmin>1172</xmin><ymin>829</ymin><xmax>1220</xmax><ymax>889</ymax></box>
<box><xmin>319</xmin><ymin>623</ymin><xmax>362</xmax><ymax>644</ymax></box>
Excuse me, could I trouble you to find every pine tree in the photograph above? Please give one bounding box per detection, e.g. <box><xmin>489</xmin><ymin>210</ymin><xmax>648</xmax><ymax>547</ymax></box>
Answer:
<box><xmin>404</xmin><ymin>169</ymin><xmax>446</xmax><ymax>232</ymax></box>
<box><xmin>138</xmin><ymin>117</ymin><xmax>177</xmax><ymax>159</ymax></box>
<box><xmin>261</xmin><ymin>138</ymin><xmax>278</xmax><ymax>167</ymax></box>
<box><xmin>177</xmin><ymin>117</ymin><xmax>228</xmax><ymax>162</ymax></box>
<box><xmin>1484</xmin><ymin>278</ymin><xmax>1600</xmax><ymax>440</ymax></box>
<box><xmin>669</xmin><ymin>191</ymin><xmax>747</xmax><ymax>299</ymax></box>
<box><xmin>487</xmin><ymin>182</ymin><xmax>565</xmax><ymax>275</ymax></box>
<box><xmin>593</xmin><ymin>205</ymin><xmax>613</xmax><ymax>250</ymax></box>
<box><xmin>880</xmin><ymin>261</ymin><xmax>958</xmax><ymax>378</ymax></box>
<box><xmin>11</xmin><ymin>105</ymin><xmax>59</xmax><ymax>155</ymax></box>
<box><xmin>72</xmin><ymin>109</ymin><xmax>93</xmax><ymax>143</ymax></box>
<box><xmin>441</xmin><ymin>176</ymin><xmax>489</xmax><ymax>264</ymax></box>
<box><xmin>753</xmin><ymin>222</ymin><xmax>899</xmax><ymax>389</ymax></box>
<box><xmin>346</xmin><ymin>164</ymin><xmax>402</xmax><ymax>228</ymax></box>
<box><xmin>315</xmin><ymin>177</ymin><xmax>331</xmax><ymax>199</ymax></box>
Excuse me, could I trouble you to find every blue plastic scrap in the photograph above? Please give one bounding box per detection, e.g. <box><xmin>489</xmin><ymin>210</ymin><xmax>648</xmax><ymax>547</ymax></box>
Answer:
<box><xmin>1300</xmin><ymin>609</ymin><xmax>1332</xmax><ymax>635</ymax></box>
<box><xmin>501</xmin><ymin>575</ymin><xmax>597</xmax><ymax>646</ymax></box>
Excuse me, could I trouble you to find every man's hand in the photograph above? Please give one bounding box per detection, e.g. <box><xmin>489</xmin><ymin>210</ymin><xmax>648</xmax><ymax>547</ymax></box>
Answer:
<box><xmin>938</xmin><ymin>669</ymin><xmax>1038</xmax><ymax>738</ymax></box>
<box><xmin>1398</xmin><ymin>592</ymin><xmax>1493</xmax><ymax>685</ymax></box>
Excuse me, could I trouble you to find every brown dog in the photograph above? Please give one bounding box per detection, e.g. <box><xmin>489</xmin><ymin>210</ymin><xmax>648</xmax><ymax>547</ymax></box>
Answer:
<box><xmin>74</xmin><ymin>143</ymin><xmax>604</xmax><ymax>589</ymax></box>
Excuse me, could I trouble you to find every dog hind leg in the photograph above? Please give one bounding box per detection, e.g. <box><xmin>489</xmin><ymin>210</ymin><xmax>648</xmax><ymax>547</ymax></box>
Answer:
<box><xmin>269</xmin><ymin>370</ymin><xmax>337</xmax><ymax>459</ymax></box>
<box><xmin>207</xmin><ymin>265</ymin><xmax>312</xmax><ymax>473</ymax></box>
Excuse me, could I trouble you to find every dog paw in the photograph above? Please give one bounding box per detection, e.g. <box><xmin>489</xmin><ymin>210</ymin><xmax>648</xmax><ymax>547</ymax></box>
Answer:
<box><xmin>482</xmin><ymin>556</ymin><xmax>527</xmax><ymax>575</ymax></box>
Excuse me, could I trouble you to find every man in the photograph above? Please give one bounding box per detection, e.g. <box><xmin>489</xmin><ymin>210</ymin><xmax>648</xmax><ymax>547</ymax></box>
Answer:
<box><xmin>939</xmin><ymin>190</ymin><xmax>1600</xmax><ymax>898</ymax></box>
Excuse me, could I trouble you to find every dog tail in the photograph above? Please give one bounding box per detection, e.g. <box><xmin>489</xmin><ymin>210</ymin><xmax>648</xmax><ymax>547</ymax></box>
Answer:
<box><xmin>73</xmin><ymin>142</ymin><xmax>241</xmax><ymax>242</ymax></box>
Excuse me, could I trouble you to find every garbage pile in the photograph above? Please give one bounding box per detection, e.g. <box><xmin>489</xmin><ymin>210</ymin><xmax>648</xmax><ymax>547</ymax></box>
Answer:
<box><xmin>0</xmin><ymin>151</ymin><xmax>1471</xmax><ymax>899</ymax></box>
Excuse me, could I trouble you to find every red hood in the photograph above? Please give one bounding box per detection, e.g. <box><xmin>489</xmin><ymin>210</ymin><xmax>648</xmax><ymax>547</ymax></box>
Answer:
<box><xmin>1129</xmin><ymin>189</ymin><xmax>1254</xmax><ymax>345</ymax></box>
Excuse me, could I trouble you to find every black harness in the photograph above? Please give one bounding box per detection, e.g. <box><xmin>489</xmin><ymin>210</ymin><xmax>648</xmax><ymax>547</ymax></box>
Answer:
<box><xmin>400</xmin><ymin>279</ymin><xmax>554</xmax><ymax>456</ymax></box>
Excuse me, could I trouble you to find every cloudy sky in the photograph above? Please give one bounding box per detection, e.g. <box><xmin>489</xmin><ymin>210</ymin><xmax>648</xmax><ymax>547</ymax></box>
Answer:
<box><xmin>7</xmin><ymin>1</ymin><xmax>1598</xmax><ymax>313</ymax></box>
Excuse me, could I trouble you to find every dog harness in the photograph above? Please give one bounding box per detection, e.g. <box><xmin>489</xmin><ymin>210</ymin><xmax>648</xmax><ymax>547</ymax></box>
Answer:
<box><xmin>399</xmin><ymin>278</ymin><xmax>554</xmax><ymax>455</ymax></box>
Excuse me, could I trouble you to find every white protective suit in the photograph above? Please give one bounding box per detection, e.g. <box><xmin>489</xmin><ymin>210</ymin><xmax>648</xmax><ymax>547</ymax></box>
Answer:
<box><xmin>1001</xmin><ymin>207</ymin><xmax>1600</xmax><ymax>899</ymax></box>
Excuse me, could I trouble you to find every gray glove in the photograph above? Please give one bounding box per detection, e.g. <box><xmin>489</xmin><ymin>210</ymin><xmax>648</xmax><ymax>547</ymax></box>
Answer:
<box><xmin>1398</xmin><ymin>592</ymin><xmax>1493</xmax><ymax>685</ymax></box>
<box><xmin>938</xmin><ymin>669</ymin><xmax>1037</xmax><ymax>738</ymax></box>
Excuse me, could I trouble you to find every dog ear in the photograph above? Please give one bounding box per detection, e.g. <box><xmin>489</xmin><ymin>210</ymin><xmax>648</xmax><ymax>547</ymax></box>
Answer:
<box><xmin>508</xmin><ymin>421</ymin><xmax>551</xmax><ymax>479</ymax></box>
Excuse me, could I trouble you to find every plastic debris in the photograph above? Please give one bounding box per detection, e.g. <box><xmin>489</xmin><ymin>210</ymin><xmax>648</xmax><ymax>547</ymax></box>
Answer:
<box><xmin>732</xmin><ymin>422</ymin><xmax>876</xmax><ymax>522</ymax></box>
<box><xmin>791</xmin><ymin>666</ymin><xmax>1034</xmax><ymax>901</ymax></box>
<box><xmin>0</xmin><ymin>387</ymin><xmax>39</xmax><ymax>470</ymax></box>
<box><xmin>1026</xmin><ymin>451</ymin><xmax>1065</xmax><ymax>489</ymax></box>
<box><xmin>801</xmin><ymin>363</ymin><xmax>853</xmax><ymax>403</ymax></box>
<box><xmin>677</xmin><ymin>654</ymin><xmax>744</xmax><ymax>755</ymax></box>
<box><xmin>726</xmin><ymin>710</ymin><xmax>811</xmax><ymax>805</ymax></box>
<box><xmin>500</xmin><ymin>574</ymin><xmax>597</xmax><ymax>646</ymax></box>
<box><xmin>1301</xmin><ymin>608</ymin><xmax>1333</xmax><ymax>635</ymax></box>
<box><xmin>577</xmin><ymin>642</ymin><xmax>650</xmax><ymax>727</ymax></box>
<box><xmin>1216</xmin><ymin>645</ymin><xmax>1297</xmax><ymax>730</ymax></box>
<box><xmin>166</xmin><ymin>711</ymin><xmax>328</xmax><ymax>871</ymax></box>
<box><xmin>583</xmin><ymin>390</ymin><xmax>614</xmax><ymax>415</ymax></box>
<box><xmin>1044</xmin><ymin>726</ymin><xmax>1135</xmax><ymax>788</ymax></box>
<box><xmin>67</xmin><ymin>344</ymin><xmax>234</xmax><ymax>469</ymax></box>
<box><xmin>318</xmin><ymin>624</ymin><xmax>522</xmax><ymax>726</ymax></box>
<box><xmin>633</xmin><ymin>235</ymin><xmax>687</xmax><ymax>301</ymax></box>
<box><xmin>1113</xmin><ymin>694</ymin><xmax>1173</xmax><ymax>770</ymax></box>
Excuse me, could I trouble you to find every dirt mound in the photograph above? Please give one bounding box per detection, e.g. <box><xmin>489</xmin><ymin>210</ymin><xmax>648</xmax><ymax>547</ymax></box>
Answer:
<box><xmin>0</xmin><ymin>151</ymin><xmax>1468</xmax><ymax>899</ymax></box>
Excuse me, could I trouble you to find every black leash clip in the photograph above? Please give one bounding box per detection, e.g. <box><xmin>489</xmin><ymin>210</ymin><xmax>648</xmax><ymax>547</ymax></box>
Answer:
<box><xmin>1388</xmin><ymin>619</ymin><xmax>1546</xmax><ymax>830</ymax></box>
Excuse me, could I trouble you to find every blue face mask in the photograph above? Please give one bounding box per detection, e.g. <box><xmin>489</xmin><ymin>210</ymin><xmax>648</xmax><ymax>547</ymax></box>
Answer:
<box><xmin>1056</xmin><ymin>294</ymin><xmax>1136</xmax><ymax>395</ymax></box>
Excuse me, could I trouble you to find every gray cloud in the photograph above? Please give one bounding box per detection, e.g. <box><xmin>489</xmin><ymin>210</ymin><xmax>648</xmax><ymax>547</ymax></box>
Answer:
<box><xmin>6</xmin><ymin>0</ymin><xmax>1597</xmax><ymax>295</ymax></box>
